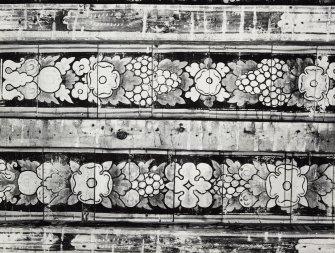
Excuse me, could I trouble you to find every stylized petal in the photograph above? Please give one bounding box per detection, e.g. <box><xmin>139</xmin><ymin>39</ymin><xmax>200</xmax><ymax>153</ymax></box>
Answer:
<box><xmin>195</xmin><ymin>191</ymin><xmax>212</xmax><ymax>208</ymax></box>
<box><xmin>298</xmin><ymin>66</ymin><xmax>329</xmax><ymax>101</ymax></box>
<box><xmin>327</xmin><ymin>87</ymin><xmax>335</xmax><ymax>106</ymax></box>
<box><xmin>178</xmin><ymin>186</ymin><xmax>198</xmax><ymax>208</ymax></box>
<box><xmin>185</xmin><ymin>87</ymin><xmax>200</xmax><ymax>102</ymax></box>
<box><xmin>72</xmin><ymin>58</ymin><xmax>90</xmax><ymax>76</ymax></box>
<box><xmin>215</xmin><ymin>87</ymin><xmax>230</xmax><ymax>102</ymax></box>
<box><xmin>185</xmin><ymin>62</ymin><xmax>201</xmax><ymax>77</ymax></box>
<box><xmin>87</xmin><ymin>62</ymin><xmax>120</xmax><ymax>98</ymax></box>
<box><xmin>18</xmin><ymin>171</ymin><xmax>41</xmax><ymax>196</ymax></box>
<box><xmin>70</xmin><ymin>163</ymin><xmax>113</xmax><ymax>205</ymax></box>
<box><xmin>37</xmin><ymin>67</ymin><xmax>62</xmax><ymax>93</ymax></box>
<box><xmin>71</xmin><ymin>82</ymin><xmax>90</xmax><ymax>101</ymax></box>
<box><xmin>327</xmin><ymin>62</ymin><xmax>335</xmax><ymax>80</ymax></box>
<box><xmin>216</xmin><ymin>62</ymin><xmax>230</xmax><ymax>78</ymax></box>
<box><xmin>194</xmin><ymin>68</ymin><xmax>222</xmax><ymax>96</ymax></box>
<box><xmin>122</xmin><ymin>189</ymin><xmax>140</xmax><ymax>207</ymax></box>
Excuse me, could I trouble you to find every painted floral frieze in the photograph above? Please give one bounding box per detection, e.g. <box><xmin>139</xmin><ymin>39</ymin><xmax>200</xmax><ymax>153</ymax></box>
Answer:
<box><xmin>2</xmin><ymin>54</ymin><xmax>335</xmax><ymax>112</ymax></box>
<box><xmin>0</xmin><ymin>156</ymin><xmax>334</xmax><ymax>214</ymax></box>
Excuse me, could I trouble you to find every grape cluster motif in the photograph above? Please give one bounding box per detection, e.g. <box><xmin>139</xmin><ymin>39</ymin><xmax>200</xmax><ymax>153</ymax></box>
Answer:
<box><xmin>131</xmin><ymin>172</ymin><xmax>165</xmax><ymax>197</ymax></box>
<box><xmin>259</xmin><ymin>86</ymin><xmax>290</xmax><ymax>107</ymax></box>
<box><xmin>153</xmin><ymin>69</ymin><xmax>181</xmax><ymax>95</ymax></box>
<box><xmin>235</xmin><ymin>58</ymin><xmax>291</xmax><ymax>107</ymax></box>
<box><xmin>125</xmin><ymin>56</ymin><xmax>181</xmax><ymax>106</ymax></box>
<box><xmin>214</xmin><ymin>174</ymin><xmax>250</xmax><ymax>199</ymax></box>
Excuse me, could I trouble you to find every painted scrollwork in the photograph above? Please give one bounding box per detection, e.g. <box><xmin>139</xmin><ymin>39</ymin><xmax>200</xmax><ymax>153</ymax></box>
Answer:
<box><xmin>0</xmin><ymin>155</ymin><xmax>329</xmax><ymax>214</ymax></box>
<box><xmin>3</xmin><ymin>54</ymin><xmax>335</xmax><ymax>111</ymax></box>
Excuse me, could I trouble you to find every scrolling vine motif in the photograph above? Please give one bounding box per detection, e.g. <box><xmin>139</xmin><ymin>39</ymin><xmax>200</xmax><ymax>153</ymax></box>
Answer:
<box><xmin>0</xmin><ymin>158</ymin><xmax>333</xmax><ymax>213</ymax></box>
<box><xmin>2</xmin><ymin>55</ymin><xmax>335</xmax><ymax>111</ymax></box>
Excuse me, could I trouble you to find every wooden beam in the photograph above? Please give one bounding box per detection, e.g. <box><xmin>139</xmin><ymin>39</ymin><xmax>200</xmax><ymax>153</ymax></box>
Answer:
<box><xmin>0</xmin><ymin>224</ymin><xmax>333</xmax><ymax>252</ymax></box>
<box><xmin>0</xmin><ymin>119</ymin><xmax>335</xmax><ymax>152</ymax></box>
<box><xmin>0</xmin><ymin>108</ymin><xmax>334</xmax><ymax>123</ymax></box>
<box><xmin>0</xmin><ymin>4</ymin><xmax>334</xmax><ymax>43</ymax></box>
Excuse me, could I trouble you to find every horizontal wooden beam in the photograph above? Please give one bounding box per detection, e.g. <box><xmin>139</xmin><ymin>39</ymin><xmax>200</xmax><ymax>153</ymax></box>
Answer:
<box><xmin>0</xmin><ymin>108</ymin><xmax>334</xmax><ymax>123</ymax></box>
<box><xmin>1</xmin><ymin>212</ymin><xmax>335</xmax><ymax>225</ymax></box>
<box><xmin>0</xmin><ymin>224</ymin><xmax>333</xmax><ymax>252</ymax></box>
<box><xmin>1</xmin><ymin>119</ymin><xmax>335</xmax><ymax>152</ymax></box>
<box><xmin>0</xmin><ymin>4</ymin><xmax>334</xmax><ymax>43</ymax></box>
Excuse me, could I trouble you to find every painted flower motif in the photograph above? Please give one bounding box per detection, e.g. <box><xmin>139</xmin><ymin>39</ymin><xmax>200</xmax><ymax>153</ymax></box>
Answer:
<box><xmin>70</xmin><ymin>163</ymin><xmax>113</xmax><ymax>204</ymax></box>
<box><xmin>72</xmin><ymin>58</ymin><xmax>90</xmax><ymax>76</ymax></box>
<box><xmin>266</xmin><ymin>163</ymin><xmax>308</xmax><ymax>208</ymax></box>
<box><xmin>37</xmin><ymin>66</ymin><xmax>63</xmax><ymax>93</ymax></box>
<box><xmin>131</xmin><ymin>172</ymin><xmax>164</xmax><ymax>197</ymax></box>
<box><xmin>71</xmin><ymin>82</ymin><xmax>90</xmax><ymax>100</ymax></box>
<box><xmin>298</xmin><ymin>66</ymin><xmax>329</xmax><ymax>101</ymax></box>
<box><xmin>185</xmin><ymin>58</ymin><xmax>230</xmax><ymax>107</ymax></box>
<box><xmin>326</xmin><ymin>62</ymin><xmax>335</xmax><ymax>80</ymax></box>
<box><xmin>18</xmin><ymin>162</ymin><xmax>71</xmax><ymax>205</ymax></box>
<box><xmin>0</xmin><ymin>160</ymin><xmax>19</xmax><ymax>204</ymax></box>
<box><xmin>18</xmin><ymin>59</ymin><xmax>40</xmax><ymax>77</ymax></box>
<box><xmin>327</xmin><ymin>87</ymin><xmax>335</xmax><ymax>106</ymax></box>
<box><xmin>165</xmin><ymin>162</ymin><xmax>213</xmax><ymax>208</ymax></box>
<box><xmin>86</xmin><ymin>62</ymin><xmax>120</xmax><ymax>98</ymax></box>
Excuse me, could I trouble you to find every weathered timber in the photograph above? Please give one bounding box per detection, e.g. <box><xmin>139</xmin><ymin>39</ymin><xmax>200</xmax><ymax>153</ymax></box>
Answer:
<box><xmin>0</xmin><ymin>119</ymin><xmax>334</xmax><ymax>152</ymax></box>
<box><xmin>0</xmin><ymin>225</ymin><xmax>333</xmax><ymax>252</ymax></box>
<box><xmin>0</xmin><ymin>108</ymin><xmax>334</xmax><ymax>123</ymax></box>
<box><xmin>0</xmin><ymin>5</ymin><xmax>334</xmax><ymax>42</ymax></box>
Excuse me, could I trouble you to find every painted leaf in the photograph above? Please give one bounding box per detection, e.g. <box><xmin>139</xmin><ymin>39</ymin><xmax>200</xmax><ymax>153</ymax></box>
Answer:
<box><xmin>212</xmin><ymin>160</ymin><xmax>224</xmax><ymax>178</ymax></box>
<box><xmin>121</xmin><ymin>71</ymin><xmax>142</xmax><ymax>91</ymax></box>
<box><xmin>305</xmin><ymin>189</ymin><xmax>326</xmax><ymax>210</ymax></box>
<box><xmin>110</xmin><ymin>191</ymin><xmax>125</xmax><ymax>207</ymax></box>
<box><xmin>40</xmin><ymin>55</ymin><xmax>60</xmax><ymax>67</ymax></box>
<box><xmin>67</xmin><ymin>194</ymin><xmax>79</xmax><ymax>205</ymax></box>
<box><xmin>55</xmin><ymin>57</ymin><xmax>75</xmax><ymax>75</ymax></box>
<box><xmin>17</xmin><ymin>194</ymin><xmax>38</xmax><ymax>205</ymax></box>
<box><xmin>253</xmin><ymin>161</ymin><xmax>270</xmax><ymax>180</ymax></box>
<box><xmin>222</xmin><ymin>73</ymin><xmax>238</xmax><ymax>92</ymax></box>
<box><xmin>309</xmin><ymin>175</ymin><xmax>333</xmax><ymax>196</ymax></box>
<box><xmin>228</xmin><ymin>60</ymin><xmax>257</xmax><ymax>77</ymax></box>
<box><xmin>248</xmin><ymin>174</ymin><xmax>266</xmax><ymax>196</ymax></box>
<box><xmin>112</xmin><ymin>174</ymin><xmax>131</xmax><ymax>196</ymax></box>
<box><xmin>228</xmin><ymin>89</ymin><xmax>258</xmax><ymax>106</ymax></box>
<box><xmin>55</xmin><ymin>85</ymin><xmax>73</xmax><ymax>103</ymax></box>
<box><xmin>212</xmin><ymin>193</ymin><xmax>222</xmax><ymax>209</ymax></box>
<box><xmin>252</xmin><ymin>191</ymin><xmax>270</xmax><ymax>208</ymax></box>
<box><xmin>223</xmin><ymin>196</ymin><xmax>242</xmax><ymax>212</ymax></box>
<box><xmin>149</xmin><ymin>193</ymin><xmax>166</xmax><ymax>209</ymax></box>
<box><xmin>226</xmin><ymin>159</ymin><xmax>240</xmax><ymax>174</ymax></box>
<box><xmin>101</xmin><ymin>197</ymin><xmax>112</xmax><ymax>208</ymax></box>
<box><xmin>37</xmin><ymin>91</ymin><xmax>60</xmax><ymax>104</ymax></box>
<box><xmin>63</xmin><ymin>70</ymin><xmax>79</xmax><ymax>89</ymax></box>
<box><xmin>157</xmin><ymin>88</ymin><xmax>185</xmax><ymax>106</ymax></box>
<box><xmin>137</xmin><ymin>198</ymin><xmax>152</xmax><ymax>210</ymax></box>
<box><xmin>17</xmin><ymin>160</ymin><xmax>40</xmax><ymax>172</ymax></box>
<box><xmin>103</xmin><ymin>55</ymin><xmax>131</xmax><ymax>74</ymax></box>
<box><xmin>158</xmin><ymin>59</ymin><xmax>188</xmax><ymax>76</ymax></box>
<box><xmin>100</xmin><ymin>88</ymin><xmax>131</xmax><ymax>106</ymax></box>
<box><xmin>121</xmin><ymin>162</ymin><xmax>140</xmax><ymax>181</ymax></box>
<box><xmin>179</xmin><ymin>72</ymin><xmax>194</xmax><ymax>91</ymax></box>
<box><xmin>49</xmin><ymin>188</ymin><xmax>71</xmax><ymax>206</ymax></box>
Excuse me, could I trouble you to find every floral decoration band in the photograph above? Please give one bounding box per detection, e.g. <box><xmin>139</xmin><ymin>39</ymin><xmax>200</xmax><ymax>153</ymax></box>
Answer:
<box><xmin>0</xmin><ymin>157</ymin><xmax>334</xmax><ymax>214</ymax></box>
<box><xmin>2</xmin><ymin>54</ymin><xmax>335</xmax><ymax>111</ymax></box>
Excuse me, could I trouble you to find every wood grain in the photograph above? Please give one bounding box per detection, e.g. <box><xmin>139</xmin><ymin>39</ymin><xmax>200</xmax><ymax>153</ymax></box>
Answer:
<box><xmin>0</xmin><ymin>224</ymin><xmax>333</xmax><ymax>252</ymax></box>
<box><xmin>0</xmin><ymin>119</ymin><xmax>335</xmax><ymax>153</ymax></box>
<box><xmin>0</xmin><ymin>4</ymin><xmax>334</xmax><ymax>42</ymax></box>
<box><xmin>0</xmin><ymin>108</ymin><xmax>333</xmax><ymax>123</ymax></box>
